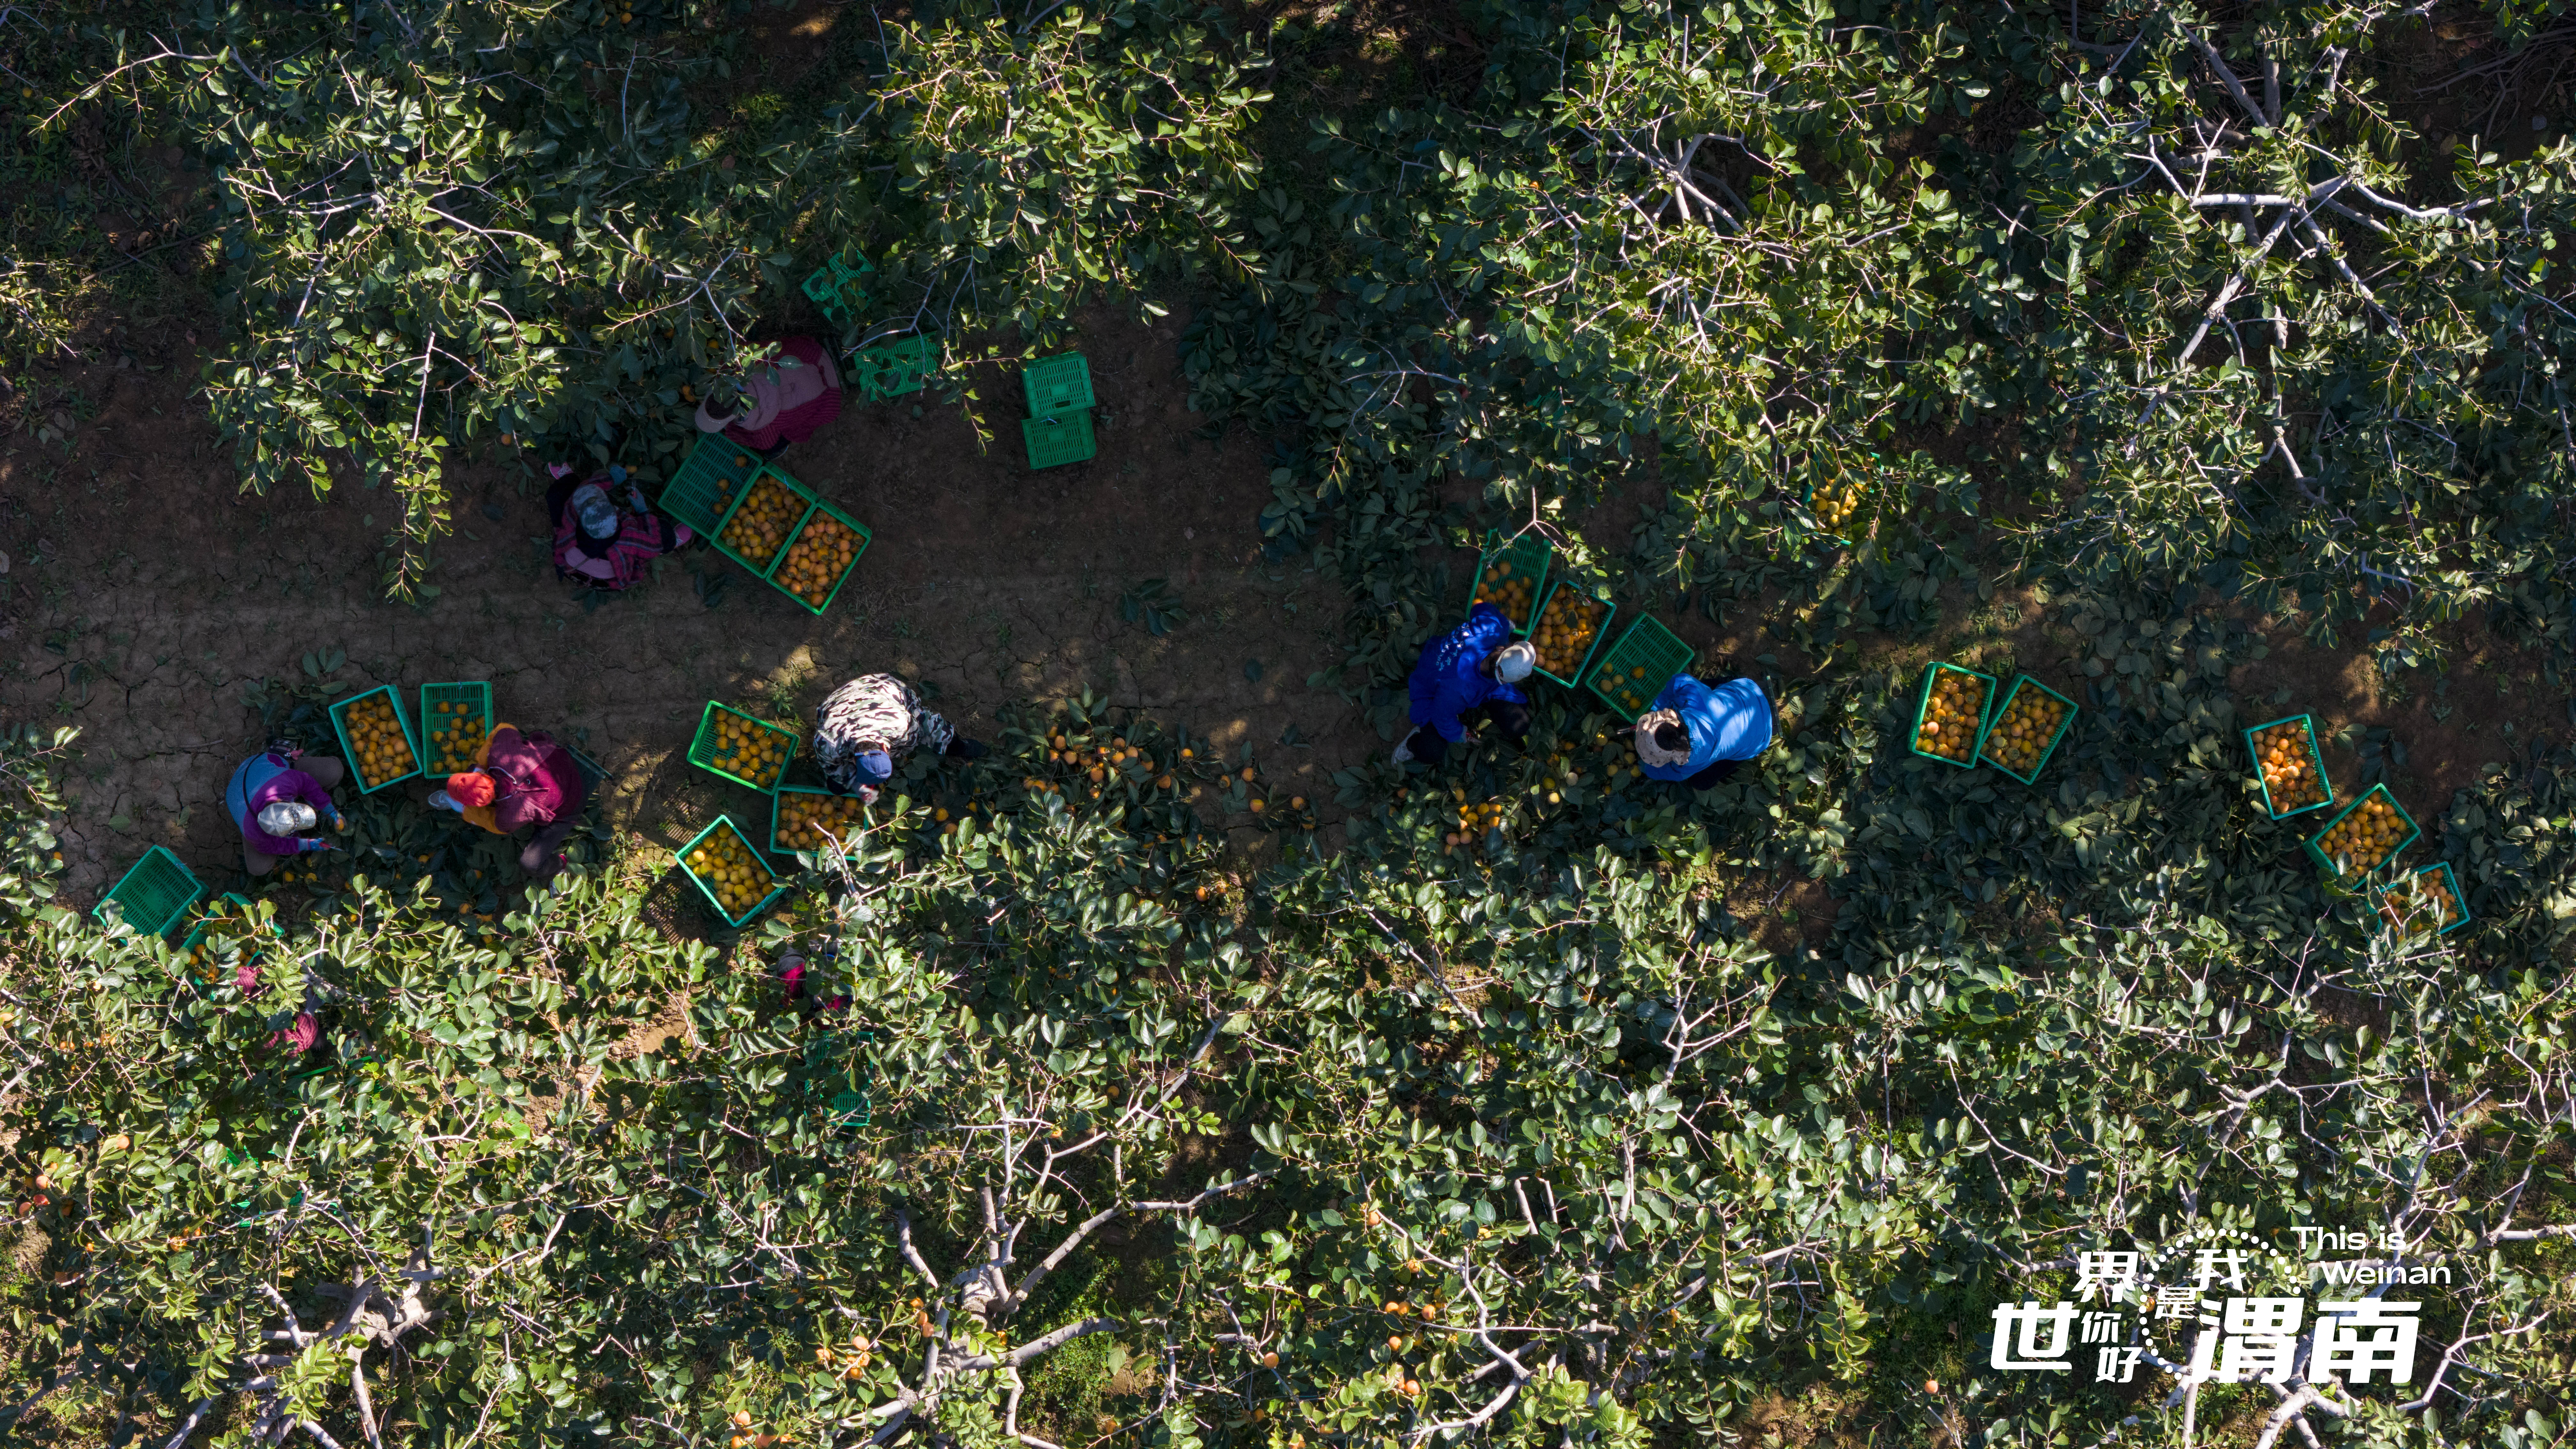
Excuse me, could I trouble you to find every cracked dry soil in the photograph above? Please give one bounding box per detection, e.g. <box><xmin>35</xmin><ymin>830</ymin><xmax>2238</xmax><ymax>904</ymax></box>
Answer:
<box><xmin>0</xmin><ymin>307</ymin><xmax>1379</xmax><ymax>904</ymax></box>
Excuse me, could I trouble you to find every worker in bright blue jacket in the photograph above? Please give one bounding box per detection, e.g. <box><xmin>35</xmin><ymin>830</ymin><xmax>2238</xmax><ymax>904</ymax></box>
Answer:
<box><xmin>1633</xmin><ymin>670</ymin><xmax>1775</xmax><ymax>788</ymax></box>
<box><xmin>1392</xmin><ymin>603</ymin><xmax>1538</xmax><ymax>767</ymax></box>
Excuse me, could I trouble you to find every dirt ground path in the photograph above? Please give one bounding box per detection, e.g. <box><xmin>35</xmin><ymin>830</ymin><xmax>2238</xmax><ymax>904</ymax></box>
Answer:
<box><xmin>0</xmin><ymin>308</ymin><xmax>1378</xmax><ymax>903</ymax></box>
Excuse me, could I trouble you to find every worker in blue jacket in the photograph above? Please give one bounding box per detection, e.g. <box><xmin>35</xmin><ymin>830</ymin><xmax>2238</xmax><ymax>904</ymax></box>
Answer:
<box><xmin>1392</xmin><ymin>603</ymin><xmax>1538</xmax><ymax>767</ymax></box>
<box><xmin>1633</xmin><ymin>670</ymin><xmax>1775</xmax><ymax>788</ymax></box>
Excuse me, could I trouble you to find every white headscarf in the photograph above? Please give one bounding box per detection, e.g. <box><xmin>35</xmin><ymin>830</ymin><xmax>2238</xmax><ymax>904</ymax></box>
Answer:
<box><xmin>1633</xmin><ymin>709</ymin><xmax>1691</xmax><ymax>768</ymax></box>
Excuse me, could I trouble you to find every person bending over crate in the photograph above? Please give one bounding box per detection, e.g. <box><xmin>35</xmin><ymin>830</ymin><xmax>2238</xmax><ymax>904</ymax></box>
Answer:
<box><xmin>226</xmin><ymin>744</ymin><xmax>347</xmax><ymax>876</ymax></box>
<box><xmin>1633</xmin><ymin>669</ymin><xmax>1775</xmax><ymax>790</ymax></box>
<box><xmin>425</xmin><ymin>723</ymin><xmax>589</xmax><ymax>885</ymax></box>
<box><xmin>812</xmin><ymin>674</ymin><xmax>989</xmax><ymax>804</ymax></box>
<box><xmin>549</xmin><ymin>468</ymin><xmax>694</xmax><ymax>590</ymax></box>
<box><xmin>694</xmin><ymin>337</ymin><xmax>844</xmax><ymax>455</ymax></box>
<box><xmin>1392</xmin><ymin>603</ymin><xmax>1537</xmax><ymax>767</ymax></box>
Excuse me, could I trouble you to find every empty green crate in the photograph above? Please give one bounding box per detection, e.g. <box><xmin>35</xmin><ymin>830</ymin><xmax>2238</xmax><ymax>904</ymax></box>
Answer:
<box><xmin>766</xmin><ymin>498</ymin><xmax>873</xmax><ymax>616</ymax></box>
<box><xmin>771</xmin><ymin>785</ymin><xmax>869</xmax><ymax>857</ymax></box>
<box><xmin>2376</xmin><ymin>860</ymin><xmax>2468</xmax><ymax>937</ymax></box>
<box><xmin>1024</xmin><ymin>410</ymin><xmax>1096</xmax><ymax>470</ymax></box>
<box><xmin>659</xmin><ymin>435</ymin><xmax>766</xmax><ymax>535</ymax></box>
<box><xmin>800</xmin><ymin>252</ymin><xmax>875</xmax><ymax>327</ymax></box>
<box><xmin>328</xmin><ymin>685</ymin><xmax>424</xmax><ymax>793</ymax></box>
<box><xmin>2242</xmin><ymin>713</ymin><xmax>2334</xmax><ymax>821</ymax></box>
<box><xmin>675</xmin><ymin>816</ymin><xmax>789</xmax><ymax>928</ymax></box>
<box><xmin>420</xmin><ymin>682</ymin><xmax>494</xmax><ymax>777</ymax></box>
<box><xmin>1587</xmin><ymin>616</ymin><xmax>1697</xmax><ymax>722</ymax></box>
<box><xmin>707</xmin><ymin>464</ymin><xmax>817</xmax><ymax>578</ymax></box>
<box><xmin>2304</xmin><ymin>783</ymin><xmax>2419</xmax><ymax>879</ymax></box>
<box><xmin>1529</xmin><ymin>579</ymin><xmax>1616</xmax><ymax>689</ymax></box>
<box><xmin>854</xmin><ymin>335</ymin><xmax>937</xmax><ymax>401</ymax></box>
<box><xmin>689</xmin><ymin>702</ymin><xmax>795</xmax><ymax>792</ymax></box>
<box><xmin>1977</xmin><ymin>675</ymin><xmax>2078</xmax><ymax>785</ymax></box>
<box><xmin>97</xmin><ymin>846</ymin><xmax>202</xmax><ymax>939</ymax></box>
<box><xmin>1023</xmin><ymin>353</ymin><xmax>1095</xmax><ymax>416</ymax></box>
<box><xmin>1472</xmin><ymin>531</ymin><xmax>1552</xmax><ymax>635</ymax></box>
<box><xmin>803</xmin><ymin>1031</ymin><xmax>875</xmax><ymax>1128</ymax></box>
<box><xmin>1908</xmin><ymin>662</ymin><xmax>1997</xmax><ymax>769</ymax></box>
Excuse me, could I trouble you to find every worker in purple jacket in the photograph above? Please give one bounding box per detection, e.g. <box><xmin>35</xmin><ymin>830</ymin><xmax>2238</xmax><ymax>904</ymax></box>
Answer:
<box><xmin>225</xmin><ymin>745</ymin><xmax>347</xmax><ymax>876</ymax></box>
<box><xmin>1392</xmin><ymin>602</ymin><xmax>1537</xmax><ymax>767</ymax></box>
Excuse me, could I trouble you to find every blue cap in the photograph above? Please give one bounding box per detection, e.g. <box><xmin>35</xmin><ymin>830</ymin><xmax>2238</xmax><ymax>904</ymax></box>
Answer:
<box><xmin>853</xmin><ymin>749</ymin><xmax>893</xmax><ymax>783</ymax></box>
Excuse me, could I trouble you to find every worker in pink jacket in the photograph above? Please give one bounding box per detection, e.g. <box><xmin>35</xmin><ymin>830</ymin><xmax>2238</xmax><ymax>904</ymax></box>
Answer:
<box><xmin>693</xmin><ymin>337</ymin><xmax>844</xmax><ymax>453</ymax></box>
<box><xmin>427</xmin><ymin>723</ymin><xmax>589</xmax><ymax>885</ymax></box>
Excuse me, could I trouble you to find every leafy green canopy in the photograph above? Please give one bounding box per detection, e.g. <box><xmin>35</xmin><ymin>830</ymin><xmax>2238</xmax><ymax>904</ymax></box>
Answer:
<box><xmin>8</xmin><ymin>0</ymin><xmax>2576</xmax><ymax>1443</ymax></box>
<box><xmin>1187</xmin><ymin>0</ymin><xmax>2576</xmax><ymax>707</ymax></box>
<box><xmin>5</xmin><ymin>643</ymin><xmax>2576</xmax><ymax>1448</ymax></box>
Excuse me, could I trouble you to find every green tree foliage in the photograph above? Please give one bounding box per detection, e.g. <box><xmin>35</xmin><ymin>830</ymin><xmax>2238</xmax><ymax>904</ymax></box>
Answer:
<box><xmin>9</xmin><ymin>0</ymin><xmax>2576</xmax><ymax>1445</ymax></box>
<box><xmin>39</xmin><ymin>0</ymin><xmax>1266</xmax><ymax>595</ymax></box>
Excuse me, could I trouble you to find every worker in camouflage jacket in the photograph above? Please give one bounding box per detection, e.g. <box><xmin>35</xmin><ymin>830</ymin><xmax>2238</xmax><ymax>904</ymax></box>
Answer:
<box><xmin>812</xmin><ymin>674</ymin><xmax>988</xmax><ymax>803</ymax></box>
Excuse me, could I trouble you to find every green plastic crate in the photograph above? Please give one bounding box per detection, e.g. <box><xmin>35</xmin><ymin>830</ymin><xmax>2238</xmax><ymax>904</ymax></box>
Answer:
<box><xmin>96</xmin><ymin>846</ymin><xmax>202</xmax><ymax>939</ymax></box>
<box><xmin>176</xmin><ymin>893</ymin><xmax>271</xmax><ymax>984</ymax></box>
<box><xmin>1529</xmin><ymin>579</ymin><xmax>1616</xmax><ymax>689</ymax></box>
<box><xmin>804</xmin><ymin>1031</ymin><xmax>875</xmax><ymax>1128</ymax></box>
<box><xmin>707</xmin><ymin>464</ymin><xmax>816</xmax><ymax>578</ymax></box>
<box><xmin>1586</xmin><ymin>616</ymin><xmax>1697</xmax><ymax>722</ymax></box>
<box><xmin>853</xmin><ymin>334</ymin><xmax>937</xmax><ymax>401</ymax></box>
<box><xmin>771</xmin><ymin>785</ymin><xmax>868</xmax><ymax>858</ymax></box>
<box><xmin>2242</xmin><ymin>713</ymin><xmax>2335</xmax><ymax>821</ymax></box>
<box><xmin>800</xmin><ymin>251</ymin><xmax>875</xmax><ymax>328</ymax></box>
<box><xmin>766</xmin><ymin>497</ymin><xmax>873</xmax><ymax>616</ymax></box>
<box><xmin>328</xmin><ymin>685</ymin><xmax>423</xmax><ymax>793</ymax></box>
<box><xmin>659</xmin><ymin>435</ymin><xmax>766</xmax><ymax>535</ymax></box>
<box><xmin>1907</xmin><ymin>662</ymin><xmax>1997</xmax><ymax>769</ymax></box>
<box><xmin>689</xmin><ymin>702</ymin><xmax>795</xmax><ymax>793</ymax></box>
<box><xmin>1472</xmin><ymin>531</ymin><xmax>1552</xmax><ymax>635</ymax></box>
<box><xmin>1022</xmin><ymin>353</ymin><xmax>1095</xmax><ymax>417</ymax></box>
<box><xmin>675</xmin><ymin>815</ymin><xmax>789</xmax><ymax>928</ymax></box>
<box><xmin>1977</xmin><ymin>675</ymin><xmax>2078</xmax><ymax>785</ymax></box>
<box><xmin>2376</xmin><ymin>860</ymin><xmax>2468</xmax><ymax>937</ymax></box>
<box><xmin>1024</xmin><ymin>410</ymin><xmax>1096</xmax><ymax>470</ymax></box>
<box><xmin>420</xmin><ymin>682</ymin><xmax>494</xmax><ymax>778</ymax></box>
<box><xmin>2304</xmin><ymin>783</ymin><xmax>2419</xmax><ymax>879</ymax></box>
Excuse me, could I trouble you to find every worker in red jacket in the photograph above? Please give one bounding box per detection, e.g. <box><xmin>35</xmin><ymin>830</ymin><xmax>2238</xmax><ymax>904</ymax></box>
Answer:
<box><xmin>693</xmin><ymin>337</ymin><xmax>843</xmax><ymax>454</ymax></box>
<box><xmin>427</xmin><ymin>723</ymin><xmax>589</xmax><ymax>885</ymax></box>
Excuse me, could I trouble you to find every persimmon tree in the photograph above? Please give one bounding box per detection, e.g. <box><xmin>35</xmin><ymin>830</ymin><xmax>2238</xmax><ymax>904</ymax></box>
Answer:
<box><xmin>39</xmin><ymin>0</ymin><xmax>1267</xmax><ymax>597</ymax></box>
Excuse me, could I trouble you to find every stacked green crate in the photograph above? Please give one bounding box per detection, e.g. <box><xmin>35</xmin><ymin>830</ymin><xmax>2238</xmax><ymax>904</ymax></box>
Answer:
<box><xmin>1022</xmin><ymin>354</ymin><xmax>1096</xmax><ymax>469</ymax></box>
